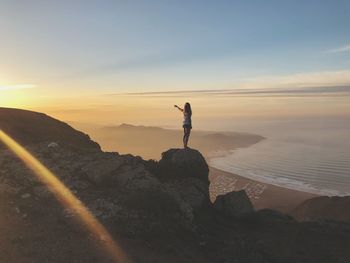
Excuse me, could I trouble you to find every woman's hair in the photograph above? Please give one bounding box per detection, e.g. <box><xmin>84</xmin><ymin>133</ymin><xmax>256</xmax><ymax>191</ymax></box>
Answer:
<box><xmin>184</xmin><ymin>102</ymin><xmax>192</xmax><ymax>116</ymax></box>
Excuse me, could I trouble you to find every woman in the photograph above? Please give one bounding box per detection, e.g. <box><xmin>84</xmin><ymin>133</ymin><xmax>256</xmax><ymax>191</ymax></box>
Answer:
<box><xmin>174</xmin><ymin>102</ymin><xmax>192</xmax><ymax>149</ymax></box>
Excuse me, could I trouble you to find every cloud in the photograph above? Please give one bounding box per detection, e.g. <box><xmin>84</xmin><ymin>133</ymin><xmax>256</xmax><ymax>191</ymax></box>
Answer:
<box><xmin>115</xmin><ymin>85</ymin><xmax>350</xmax><ymax>98</ymax></box>
<box><xmin>241</xmin><ymin>70</ymin><xmax>350</xmax><ymax>89</ymax></box>
<box><xmin>106</xmin><ymin>69</ymin><xmax>350</xmax><ymax>98</ymax></box>
<box><xmin>328</xmin><ymin>44</ymin><xmax>350</xmax><ymax>53</ymax></box>
<box><xmin>0</xmin><ymin>84</ymin><xmax>36</xmax><ymax>91</ymax></box>
<box><xmin>109</xmin><ymin>69</ymin><xmax>350</xmax><ymax>97</ymax></box>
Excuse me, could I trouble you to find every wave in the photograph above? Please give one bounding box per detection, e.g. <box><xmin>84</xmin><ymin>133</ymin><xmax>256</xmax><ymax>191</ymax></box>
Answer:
<box><xmin>208</xmin><ymin>142</ymin><xmax>350</xmax><ymax>196</ymax></box>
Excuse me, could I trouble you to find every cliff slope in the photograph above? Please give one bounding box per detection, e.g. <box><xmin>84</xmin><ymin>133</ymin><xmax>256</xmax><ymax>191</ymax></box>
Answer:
<box><xmin>0</xmin><ymin>108</ymin><xmax>349</xmax><ymax>263</ymax></box>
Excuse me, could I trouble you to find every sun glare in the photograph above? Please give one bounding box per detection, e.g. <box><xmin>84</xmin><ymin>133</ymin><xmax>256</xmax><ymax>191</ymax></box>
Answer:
<box><xmin>0</xmin><ymin>130</ymin><xmax>130</xmax><ymax>263</ymax></box>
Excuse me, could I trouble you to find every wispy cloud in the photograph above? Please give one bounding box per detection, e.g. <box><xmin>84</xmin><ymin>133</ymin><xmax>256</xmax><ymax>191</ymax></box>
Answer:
<box><xmin>114</xmin><ymin>85</ymin><xmax>350</xmax><ymax>98</ymax></box>
<box><xmin>328</xmin><ymin>44</ymin><xmax>350</xmax><ymax>53</ymax></box>
<box><xmin>108</xmin><ymin>69</ymin><xmax>350</xmax><ymax>97</ymax></box>
<box><xmin>0</xmin><ymin>84</ymin><xmax>36</xmax><ymax>91</ymax></box>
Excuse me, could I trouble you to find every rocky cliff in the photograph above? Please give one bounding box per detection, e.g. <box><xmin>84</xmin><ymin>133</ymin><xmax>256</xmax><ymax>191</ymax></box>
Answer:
<box><xmin>0</xmin><ymin>108</ymin><xmax>349</xmax><ymax>263</ymax></box>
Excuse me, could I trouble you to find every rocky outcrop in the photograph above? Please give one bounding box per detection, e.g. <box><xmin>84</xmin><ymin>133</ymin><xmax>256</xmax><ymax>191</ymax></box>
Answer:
<box><xmin>1</xmin><ymin>108</ymin><xmax>350</xmax><ymax>263</ymax></box>
<box><xmin>149</xmin><ymin>148</ymin><xmax>210</xmax><ymax>214</ymax></box>
<box><xmin>0</xmin><ymin>127</ymin><xmax>210</xmax><ymax>235</ymax></box>
<box><xmin>213</xmin><ymin>190</ymin><xmax>254</xmax><ymax>218</ymax></box>
<box><xmin>157</xmin><ymin>148</ymin><xmax>209</xmax><ymax>181</ymax></box>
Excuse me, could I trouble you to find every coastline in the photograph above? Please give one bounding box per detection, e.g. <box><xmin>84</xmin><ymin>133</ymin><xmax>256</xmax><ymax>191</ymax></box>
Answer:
<box><xmin>209</xmin><ymin>166</ymin><xmax>318</xmax><ymax>213</ymax></box>
<box><xmin>80</xmin><ymin>121</ymin><xmax>321</xmax><ymax>212</ymax></box>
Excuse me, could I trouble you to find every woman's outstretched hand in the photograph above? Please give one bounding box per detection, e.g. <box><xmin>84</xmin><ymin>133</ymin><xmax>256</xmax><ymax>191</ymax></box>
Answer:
<box><xmin>174</xmin><ymin>105</ymin><xmax>183</xmax><ymax>112</ymax></box>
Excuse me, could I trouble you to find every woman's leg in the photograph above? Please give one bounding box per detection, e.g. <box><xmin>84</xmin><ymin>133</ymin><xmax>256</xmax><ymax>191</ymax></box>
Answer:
<box><xmin>184</xmin><ymin>127</ymin><xmax>191</xmax><ymax>148</ymax></box>
<box><xmin>183</xmin><ymin>128</ymin><xmax>187</xmax><ymax>148</ymax></box>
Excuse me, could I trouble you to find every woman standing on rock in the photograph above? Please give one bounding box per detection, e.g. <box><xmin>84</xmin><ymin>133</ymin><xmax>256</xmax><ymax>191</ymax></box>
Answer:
<box><xmin>174</xmin><ymin>102</ymin><xmax>192</xmax><ymax>149</ymax></box>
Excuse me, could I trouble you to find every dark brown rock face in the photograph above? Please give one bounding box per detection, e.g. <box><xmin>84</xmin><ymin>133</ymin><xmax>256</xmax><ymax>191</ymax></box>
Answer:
<box><xmin>154</xmin><ymin>148</ymin><xmax>210</xmax><ymax>212</ymax></box>
<box><xmin>157</xmin><ymin>148</ymin><xmax>209</xmax><ymax>182</ymax></box>
<box><xmin>213</xmin><ymin>190</ymin><xmax>254</xmax><ymax>218</ymax></box>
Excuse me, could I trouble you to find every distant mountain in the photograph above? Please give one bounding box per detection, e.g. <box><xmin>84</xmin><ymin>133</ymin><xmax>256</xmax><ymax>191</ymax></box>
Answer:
<box><xmin>292</xmin><ymin>196</ymin><xmax>350</xmax><ymax>223</ymax></box>
<box><xmin>88</xmin><ymin>123</ymin><xmax>264</xmax><ymax>160</ymax></box>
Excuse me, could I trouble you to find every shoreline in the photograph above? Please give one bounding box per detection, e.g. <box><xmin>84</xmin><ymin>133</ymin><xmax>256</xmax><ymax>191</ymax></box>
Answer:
<box><xmin>209</xmin><ymin>166</ymin><xmax>318</xmax><ymax>213</ymax></box>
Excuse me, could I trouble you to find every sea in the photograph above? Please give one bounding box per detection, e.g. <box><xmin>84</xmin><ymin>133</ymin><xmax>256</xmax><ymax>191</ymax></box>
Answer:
<box><xmin>208</xmin><ymin>118</ymin><xmax>350</xmax><ymax>196</ymax></box>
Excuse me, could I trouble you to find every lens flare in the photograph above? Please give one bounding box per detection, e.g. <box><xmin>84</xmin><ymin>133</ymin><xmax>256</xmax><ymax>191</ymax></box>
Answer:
<box><xmin>0</xmin><ymin>130</ymin><xmax>130</xmax><ymax>263</ymax></box>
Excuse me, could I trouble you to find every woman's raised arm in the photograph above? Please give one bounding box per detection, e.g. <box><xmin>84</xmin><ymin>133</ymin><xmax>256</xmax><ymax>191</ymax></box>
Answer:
<box><xmin>174</xmin><ymin>105</ymin><xmax>183</xmax><ymax>112</ymax></box>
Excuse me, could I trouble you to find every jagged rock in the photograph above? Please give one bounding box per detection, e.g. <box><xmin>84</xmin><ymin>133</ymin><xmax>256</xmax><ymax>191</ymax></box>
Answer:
<box><xmin>88</xmin><ymin>198</ymin><xmax>122</xmax><ymax>219</ymax></box>
<box><xmin>154</xmin><ymin>148</ymin><xmax>211</xmax><ymax>213</ymax></box>
<box><xmin>69</xmin><ymin>180</ymin><xmax>90</xmax><ymax>190</ymax></box>
<box><xmin>114</xmin><ymin>165</ymin><xmax>160</xmax><ymax>191</ymax></box>
<box><xmin>157</xmin><ymin>148</ymin><xmax>209</xmax><ymax>182</ymax></box>
<box><xmin>82</xmin><ymin>156</ymin><xmax>124</xmax><ymax>185</ymax></box>
<box><xmin>213</xmin><ymin>190</ymin><xmax>254</xmax><ymax>218</ymax></box>
<box><xmin>33</xmin><ymin>186</ymin><xmax>52</xmax><ymax>198</ymax></box>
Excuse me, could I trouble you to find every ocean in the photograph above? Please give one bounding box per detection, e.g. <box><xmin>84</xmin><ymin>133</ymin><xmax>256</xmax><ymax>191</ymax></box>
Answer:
<box><xmin>209</xmin><ymin>118</ymin><xmax>350</xmax><ymax>196</ymax></box>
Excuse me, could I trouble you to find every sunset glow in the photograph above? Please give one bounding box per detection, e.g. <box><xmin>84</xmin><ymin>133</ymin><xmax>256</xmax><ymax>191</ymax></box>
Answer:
<box><xmin>0</xmin><ymin>1</ymin><xmax>349</xmax><ymax>129</ymax></box>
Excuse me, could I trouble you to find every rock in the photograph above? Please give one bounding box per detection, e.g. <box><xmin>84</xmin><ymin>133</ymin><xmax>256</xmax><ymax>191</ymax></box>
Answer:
<box><xmin>114</xmin><ymin>166</ymin><xmax>160</xmax><ymax>191</ymax></box>
<box><xmin>82</xmin><ymin>157</ymin><xmax>124</xmax><ymax>185</ymax></box>
<box><xmin>88</xmin><ymin>198</ymin><xmax>122</xmax><ymax>219</ymax></box>
<box><xmin>21</xmin><ymin>193</ymin><xmax>31</xmax><ymax>199</ymax></box>
<box><xmin>69</xmin><ymin>180</ymin><xmax>90</xmax><ymax>190</ymax></box>
<box><xmin>33</xmin><ymin>186</ymin><xmax>52</xmax><ymax>198</ymax></box>
<box><xmin>48</xmin><ymin>142</ymin><xmax>59</xmax><ymax>148</ymax></box>
<box><xmin>0</xmin><ymin>182</ymin><xmax>19</xmax><ymax>195</ymax></box>
<box><xmin>153</xmin><ymin>148</ymin><xmax>211</xmax><ymax>214</ymax></box>
<box><xmin>164</xmin><ymin>178</ymin><xmax>210</xmax><ymax>213</ymax></box>
<box><xmin>213</xmin><ymin>190</ymin><xmax>254</xmax><ymax>218</ymax></box>
<box><xmin>255</xmin><ymin>209</ymin><xmax>295</xmax><ymax>222</ymax></box>
<box><xmin>157</xmin><ymin>148</ymin><xmax>209</xmax><ymax>182</ymax></box>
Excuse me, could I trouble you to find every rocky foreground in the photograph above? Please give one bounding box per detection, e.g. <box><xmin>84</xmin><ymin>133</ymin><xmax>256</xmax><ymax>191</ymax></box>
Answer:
<box><xmin>0</xmin><ymin>108</ymin><xmax>350</xmax><ymax>263</ymax></box>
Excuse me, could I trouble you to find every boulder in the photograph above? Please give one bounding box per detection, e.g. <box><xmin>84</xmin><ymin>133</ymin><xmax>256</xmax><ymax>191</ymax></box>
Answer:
<box><xmin>157</xmin><ymin>148</ymin><xmax>209</xmax><ymax>182</ymax></box>
<box><xmin>213</xmin><ymin>190</ymin><xmax>254</xmax><ymax>218</ymax></box>
<box><xmin>154</xmin><ymin>148</ymin><xmax>210</xmax><ymax>213</ymax></box>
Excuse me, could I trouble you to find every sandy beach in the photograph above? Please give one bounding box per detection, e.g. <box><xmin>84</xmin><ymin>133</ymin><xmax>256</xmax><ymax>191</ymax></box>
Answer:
<box><xmin>209</xmin><ymin>166</ymin><xmax>318</xmax><ymax>213</ymax></box>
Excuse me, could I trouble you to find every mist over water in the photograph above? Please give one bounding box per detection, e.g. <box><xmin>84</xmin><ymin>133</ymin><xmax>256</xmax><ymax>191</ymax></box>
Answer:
<box><xmin>209</xmin><ymin>117</ymin><xmax>350</xmax><ymax>196</ymax></box>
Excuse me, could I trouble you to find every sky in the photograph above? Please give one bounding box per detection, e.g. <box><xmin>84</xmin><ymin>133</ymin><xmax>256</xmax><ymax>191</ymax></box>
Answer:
<box><xmin>1</xmin><ymin>0</ymin><xmax>350</xmax><ymax>128</ymax></box>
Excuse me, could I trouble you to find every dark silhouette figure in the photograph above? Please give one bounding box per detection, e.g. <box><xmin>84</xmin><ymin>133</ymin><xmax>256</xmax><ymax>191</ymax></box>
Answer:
<box><xmin>174</xmin><ymin>102</ymin><xmax>192</xmax><ymax>148</ymax></box>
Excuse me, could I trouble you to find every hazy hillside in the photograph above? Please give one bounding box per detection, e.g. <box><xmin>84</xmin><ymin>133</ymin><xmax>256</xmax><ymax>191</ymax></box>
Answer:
<box><xmin>0</xmin><ymin>107</ymin><xmax>100</xmax><ymax>150</ymax></box>
<box><xmin>77</xmin><ymin>123</ymin><xmax>264</xmax><ymax>160</ymax></box>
